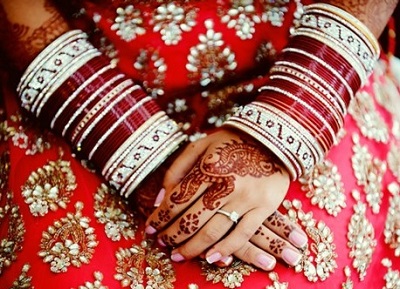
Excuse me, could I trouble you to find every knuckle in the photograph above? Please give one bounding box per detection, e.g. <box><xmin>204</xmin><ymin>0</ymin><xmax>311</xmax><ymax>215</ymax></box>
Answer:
<box><xmin>202</xmin><ymin>227</ymin><xmax>222</xmax><ymax>244</ymax></box>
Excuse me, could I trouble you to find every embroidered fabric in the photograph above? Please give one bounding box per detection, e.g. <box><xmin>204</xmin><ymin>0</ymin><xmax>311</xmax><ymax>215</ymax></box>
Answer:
<box><xmin>1</xmin><ymin>0</ymin><xmax>400</xmax><ymax>288</ymax></box>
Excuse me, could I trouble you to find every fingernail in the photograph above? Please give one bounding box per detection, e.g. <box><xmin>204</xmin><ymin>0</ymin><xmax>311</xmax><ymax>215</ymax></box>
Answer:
<box><xmin>206</xmin><ymin>252</ymin><xmax>222</xmax><ymax>264</ymax></box>
<box><xmin>282</xmin><ymin>248</ymin><xmax>302</xmax><ymax>266</ymax></box>
<box><xmin>154</xmin><ymin>188</ymin><xmax>166</xmax><ymax>207</ymax></box>
<box><xmin>219</xmin><ymin>255</ymin><xmax>233</xmax><ymax>266</ymax></box>
<box><xmin>289</xmin><ymin>228</ymin><xmax>308</xmax><ymax>248</ymax></box>
<box><xmin>145</xmin><ymin>225</ymin><xmax>157</xmax><ymax>235</ymax></box>
<box><xmin>256</xmin><ymin>254</ymin><xmax>276</xmax><ymax>271</ymax></box>
<box><xmin>157</xmin><ymin>238</ymin><xmax>166</xmax><ymax>247</ymax></box>
<box><xmin>171</xmin><ymin>252</ymin><xmax>185</xmax><ymax>262</ymax></box>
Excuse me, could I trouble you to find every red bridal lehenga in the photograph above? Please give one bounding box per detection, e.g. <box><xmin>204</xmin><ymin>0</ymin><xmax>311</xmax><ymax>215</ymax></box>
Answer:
<box><xmin>1</xmin><ymin>0</ymin><xmax>400</xmax><ymax>288</ymax></box>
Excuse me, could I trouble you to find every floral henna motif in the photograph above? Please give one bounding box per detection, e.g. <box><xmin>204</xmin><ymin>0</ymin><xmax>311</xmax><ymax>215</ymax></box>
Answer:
<box><xmin>266</xmin><ymin>212</ymin><xmax>294</xmax><ymax>239</ymax></box>
<box><xmin>171</xmin><ymin>139</ymin><xmax>282</xmax><ymax>210</ymax></box>
<box><xmin>179</xmin><ymin>213</ymin><xmax>201</xmax><ymax>235</ymax></box>
<box><xmin>269</xmin><ymin>239</ymin><xmax>286</xmax><ymax>255</ymax></box>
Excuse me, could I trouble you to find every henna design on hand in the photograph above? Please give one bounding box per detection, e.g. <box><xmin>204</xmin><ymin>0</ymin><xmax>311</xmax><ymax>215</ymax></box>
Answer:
<box><xmin>266</xmin><ymin>211</ymin><xmax>294</xmax><ymax>239</ymax></box>
<box><xmin>171</xmin><ymin>139</ymin><xmax>282</xmax><ymax>210</ymax></box>
<box><xmin>324</xmin><ymin>0</ymin><xmax>398</xmax><ymax>36</ymax></box>
<box><xmin>269</xmin><ymin>238</ymin><xmax>286</xmax><ymax>255</ymax></box>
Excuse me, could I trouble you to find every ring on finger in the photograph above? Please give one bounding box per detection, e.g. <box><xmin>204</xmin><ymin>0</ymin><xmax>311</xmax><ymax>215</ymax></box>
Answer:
<box><xmin>216</xmin><ymin>209</ymin><xmax>240</xmax><ymax>224</ymax></box>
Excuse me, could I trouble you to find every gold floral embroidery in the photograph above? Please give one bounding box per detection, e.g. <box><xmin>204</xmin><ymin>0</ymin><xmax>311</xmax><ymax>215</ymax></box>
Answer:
<box><xmin>266</xmin><ymin>272</ymin><xmax>289</xmax><ymax>289</ymax></box>
<box><xmin>10</xmin><ymin>264</ymin><xmax>33</xmax><ymax>289</ymax></box>
<box><xmin>382</xmin><ymin>258</ymin><xmax>400</xmax><ymax>289</ymax></box>
<box><xmin>384</xmin><ymin>183</ymin><xmax>400</xmax><ymax>257</ymax></box>
<box><xmin>261</xmin><ymin>0</ymin><xmax>291</xmax><ymax>27</ymax></box>
<box><xmin>152</xmin><ymin>2</ymin><xmax>197</xmax><ymax>45</ymax></box>
<box><xmin>348</xmin><ymin>91</ymin><xmax>389</xmax><ymax>143</ymax></box>
<box><xmin>114</xmin><ymin>240</ymin><xmax>175</xmax><ymax>288</ymax></box>
<box><xmin>21</xmin><ymin>155</ymin><xmax>77</xmax><ymax>216</ymax></box>
<box><xmin>0</xmin><ymin>151</ymin><xmax>10</xmax><ymax>191</ymax></box>
<box><xmin>201</xmin><ymin>259</ymin><xmax>255</xmax><ymax>288</ymax></box>
<box><xmin>38</xmin><ymin>202</ymin><xmax>98</xmax><ymax>273</ymax></box>
<box><xmin>342</xmin><ymin>266</ymin><xmax>354</xmax><ymax>289</ymax></box>
<box><xmin>299</xmin><ymin>160</ymin><xmax>346</xmax><ymax>216</ymax></box>
<box><xmin>373</xmin><ymin>61</ymin><xmax>400</xmax><ymax>140</ymax></box>
<box><xmin>347</xmin><ymin>190</ymin><xmax>376</xmax><ymax>281</ymax></box>
<box><xmin>0</xmin><ymin>191</ymin><xmax>25</xmax><ymax>274</ymax></box>
<box><xmin>94</xmin><ymin>183</ymin><xmax>137</xmax><ymax>241</ymax></box>
<box><xmin>72</xmin><ymin>271</ymin><xmax>108</xmax><ymax>289</ymax></box>
<box><xmin>388</xmin><ymin>142</ymin><xmax>400</xmax><ymax>183</ymax></box>
<box><xmin>1</xmin><ymin>113</ymin><xmax>51</xmax><ymax>155</ymax></box>
<box><xmin>134</xmin><ymin>48</ymin><xmax>167</xmax><ymax>98</ymax></box>
<box><xmin>186</xmin><ymin>19</ymin><xmax>237</xmax><ymax>87</ymax></box>
<box><xmin>283</xmin><ymin>199</ymin><xmax>337</xmax><ymax>282</ymax></box>
<box><xmin>219</xmin><ymin>0</ymin><xmax>260</xmax><ymax>40</ymax></box>
<box><xmin>351</xmin><ymin>134</ymin><xmax>386</xmax><ymax>214</ymax></box>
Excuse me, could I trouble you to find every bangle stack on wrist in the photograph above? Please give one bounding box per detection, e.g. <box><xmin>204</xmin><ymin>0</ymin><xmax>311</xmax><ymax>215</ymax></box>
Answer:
<box><xmin>17</xmin><ymin>30</ymin><xmax>187</xmax><ymax>197</ymax></box>
<box><xmin>224</xmin><ymin>3</ymin><xmax>380</xmax><ymax>179</ymax></box>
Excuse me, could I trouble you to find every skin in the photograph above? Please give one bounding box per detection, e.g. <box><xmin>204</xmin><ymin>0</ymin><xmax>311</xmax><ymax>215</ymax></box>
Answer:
<box><xmin>0</xmin><ymin>0</ymin><xmax>398</xmax><ymax>273</ymax></box>
<box><xmin>146</xmin><ymin>0</ymin><xmax>399</xmax><ymax>269</ymax></box>
<box><xmin>0</xmin><ymin>0</ymin><xmax>310</xmax><ymax>271</ymax></box>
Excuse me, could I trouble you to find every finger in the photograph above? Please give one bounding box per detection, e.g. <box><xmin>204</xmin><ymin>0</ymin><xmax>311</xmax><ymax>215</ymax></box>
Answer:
<box><xmin>157</xmin><ymin>195</ymin><xmax>222</xmax><ymax>247</ymax></box>
<box><xmin>251</xmin><ymin>223</ymin><xmax>303</xmax><ymax>267</ymax></box>
<box><xmin>233</xmin><ymin>242</ymin><xmax>277</xmax><ymax>271</ymax></box>
<box><xmin>204</xmin><ymin>206</ymin><xmax>271</xmax><ymax>263</ymax></box>
<box><xmin>167</xmin><ymin>206</ymin><xmax>239</xmax><ymax>260</ymax></box>
<box><xmin>264</xmin><ymin>211</ymin><xmax>308</xmax><ymax>249</ymax></box>
<box><xmin>145</xmin><ymin>178</ymin><xmax>209</xmax><ymax>234</ymax></box>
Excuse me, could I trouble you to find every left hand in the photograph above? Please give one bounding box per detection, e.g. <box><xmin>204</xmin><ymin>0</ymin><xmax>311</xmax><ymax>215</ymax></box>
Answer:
<box><xmin>145</xmin><ymin>128</ymin><xmax>291</xmax><ymax>266</ymax></box>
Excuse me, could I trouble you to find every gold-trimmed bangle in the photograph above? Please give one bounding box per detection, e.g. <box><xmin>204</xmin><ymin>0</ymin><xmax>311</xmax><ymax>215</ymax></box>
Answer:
<box><xmin>87</xmin><ymin>96</ymin><xmax>153</xmax><ymax>160</ymax></box>
<box><xmin>74</xmin><ymin>84</ymin><xmax>141</xmax><ymax>148</ymax></box>
<box><xmin>50</xmin><ymin>63</ymin><xmax>115</xmax><ymax>129</ymax></box>
<box><xmin>62</xmin><ymin>75</ymin><xmax>127</xmax><ymax>136</ymax></box>
<box><xmin>304</xmin><ymin>3</ymin><xmax>380</xmax><ymax>55</ymax></box>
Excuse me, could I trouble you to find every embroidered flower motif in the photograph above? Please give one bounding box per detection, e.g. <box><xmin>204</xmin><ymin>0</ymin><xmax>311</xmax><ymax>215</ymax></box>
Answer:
<box><xmin>186</xmin><ymin>19</ymin><xmax>237</xmax><ymax>87</ymax></box>
<box><xmin>94</xmin><ymin>183</ymin><xmax>137</xmax><ymax>241</ymax></box>
<box><xmin>72</xmin><ymin>271</ymin><xmax>108</xmax><ymax>289</ymax></box>
<box><xmin>220</xmin><ymin>0</ymin><xmax>260</xmax><ymax>40</ymax></box>
<box><xmin>384</xmin><ymin>183</ymin><xmax>400</xmax><ymax>257</ymax></box>
<box><xmin>341</xmin><ymin>266</ymin><xmax>354</xmax><ymax>289</ymax></box>
<box><xmin>38</xmin><ymin>202</ymin><xmax>98</xmax><ymax>273</ymax></box>
<box><xmin>21</xmin><ymin>157</ymin><xmax>77</xmax><ymax>217</ymax></box>
<box><xmin>10</xmin><ymin>264</ymin><xmax>32</xmax><ymax>289</ymax></box>
<box><xmin>382</xmin><ymin>258</ymin><xmax>400</xmax><ymax>289</ymax></box>
<box><xmin>114</xmin><ymin>240</ymin><xmax>175</xmax><ymax>288</ymax></box>
<box><xmin>351</xmin><ymin>134</ymin><xmax>386</xmax><ymax>214</ymax></box>
<box><xmin>388</xmin><ymin>142</ymin><xmax>400</xmax><ymax>182</ymax></box>
<box><xmin>201</xmin><ymin>259</ymin><xmax>255</xmax><ymax>288</ymax></box>
<box><xmin>348</xmin><ymin>91</ymin><xmax>389</xmax><ymax>143</ymax></box>
<box><xmin>260</xmin><ymin>0</ymin><xmax>290</xmax><ymax>27</ymax></box>
<box><xmin>0</xmin><ymin>191</ymin><xmax>25</xmax><ymax>274</ymax></box>
<box><xmin>111</xmin><ymin>5</ymin><xmax>145</xmax><ymax>41</ymax></box>
<box><xmin>134</xmin><ymin>49</ymin><xmax>167</xmax><ymax>97</ymax></box>
<box><xmin>283</xmin><ymin>199</ymin><xmax>337</xmax><ymax>282</ymax></box>
<box><xmin>152</xmin><ymin>2</ymin><xmax>197</xmax><ymax>45</ymax></box>
<box><xmin>299</xmin><ymin>160</ymin><xmax>346</xmax><ymax>216</ymax></box>
<box><xmin>167</xmin><ymin>99</ymin><xmax>188</xmax><ymax>114</ymax></box>
<box><xmin>266</xmin><ymin>272</ymin><xmax>289</xmax><ymax>289</ymax></box>
<box><xmin>347</xmin><ymin>190</ymin><xmax>377</xmax><ymax>281</ymax></box>
<box><xmin>98</xmin><ymin>36</ymin><xmax>119</xmax><ymax>66</ymax></box>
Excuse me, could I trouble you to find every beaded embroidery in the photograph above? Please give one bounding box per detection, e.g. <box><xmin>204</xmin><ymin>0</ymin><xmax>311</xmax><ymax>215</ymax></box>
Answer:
<box><xmin>283</xmin><ymin>199</ymin><xmax>337</xmax><ymax>282</ymax></box>
<box><xmin>72</xmin><ymin>271</ymin><xmax>108</xmax><ymax>289</ymax></box>
<box><xmin>384</xmin><ymin>183</ymin><xmax>400</xmax><ymax>257</ymax></box>
<box><xmin>94</xmin><ymin>183</ymin><xmax>137</xmax><ymax>241</ymax></box>
<box><xmin>21</xmin><ymin>156</ymin><xmax>77</xmax><ymax>217</ymax></box>
<box><xmin>38</xmin><ymin>202</ymin><xmax>98</xmax><ymax>273</ymax></box>
<box><xmin>10</xmin><ymin>264</ymin><xmax>33</xmax><ymax>289</ymax></box>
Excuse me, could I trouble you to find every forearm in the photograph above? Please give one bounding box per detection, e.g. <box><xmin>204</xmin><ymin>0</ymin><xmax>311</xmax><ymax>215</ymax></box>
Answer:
<box><xmin>323</xmin><ymin>0</ymin><xmax>398</xmax><ymax>37</ymax></box>
<box><xmin>0</xmin><ymin>0</ymin><xmax>69</xmax><ymax>71</ymax></box>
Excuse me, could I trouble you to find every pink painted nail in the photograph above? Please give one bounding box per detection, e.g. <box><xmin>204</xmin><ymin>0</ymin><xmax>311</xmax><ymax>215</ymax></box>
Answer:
<box><xmin>171</xmin><ymin>253</ymin><xmax>185</xmax><ymax>262</ymax></box>
<box><xmin>256</xmin><ymin>254</ymin><xmax>276</xmax><ymax>271</ymax></box>
<box><xmin>145</xmin><ymin>225</ymin><xmax>157</xmax><ymax>235</ymax></box>
<box><xmin>289</xmin><ymin>228</ymin><xmax>308</xmax><ymax>248</ymax></box>
<box><xmin>220</xmin><ymin>255</ymin><xmax>234</xmax><ymax>266</ymax></box>
<box><xmin>154</xmin><ymin>188</ymin><xmax>166</xmax><ymax>207</ymax></box>
<box><xmin>157</xmin><ymin>238</ymin><xmax>166</xmax><ymax>247</ymax></box>
<box><xmin>282</xmin><ymin>248</ymin><xmax>302</xmax><ymax>266</ymax></box>
<box><xmin>206</xmin><ymin>252</ymin><xmax>222</xmax><ymax>264</ymax></box>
